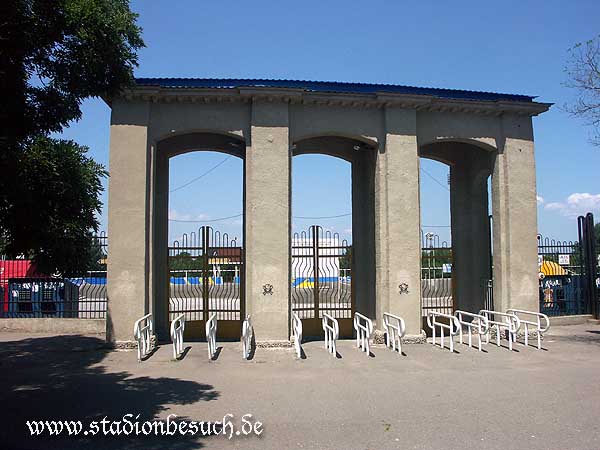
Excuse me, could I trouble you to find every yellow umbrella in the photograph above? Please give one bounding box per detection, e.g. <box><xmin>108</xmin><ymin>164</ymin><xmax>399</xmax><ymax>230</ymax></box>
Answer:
<box><xmin>539</xmin><ymin>260</ymin><xmax>567</xmax><ymax>276</ymax></box>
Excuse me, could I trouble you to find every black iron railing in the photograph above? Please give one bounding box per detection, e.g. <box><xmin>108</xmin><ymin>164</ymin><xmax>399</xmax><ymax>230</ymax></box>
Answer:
<box><xmin>421</xmin><ymin>231</ymin><xmax>453</xmax><ymax>316</ymax></box>
<box><xmin>537</xmin><ymin>234</ymin><xmax>587</xmax><ymax>317</ymax></box>
<box><xmin>291</xmin><ymin>226</ymin><xmax>353</xmax><ymax>320</ymax></box>
<box><xmin>168</xmin><ymin>226</ymin><xmax>243</xmax><ymax>323</ymax></box>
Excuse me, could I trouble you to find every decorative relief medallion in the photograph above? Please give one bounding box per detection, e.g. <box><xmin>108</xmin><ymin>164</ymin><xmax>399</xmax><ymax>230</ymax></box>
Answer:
<box><xmin>398</xmin><ymin>283</ymin><xmax>409</xmax><ymax>294</ymax></box>
<box><xmin>262</xmin><ymin>284</ymin><xmax>273</xmax><ymax>295</ymax></box>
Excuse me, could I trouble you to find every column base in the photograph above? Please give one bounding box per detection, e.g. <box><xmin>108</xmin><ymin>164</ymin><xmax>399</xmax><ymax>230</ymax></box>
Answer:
<box><xmin>373</xmin><ymin>329</ymin><xmax>427</xmax><ymax>344</ymax></box>
<box><xmin>112</xmin><ymin>340</ymin><xmax>141</xmax><ymax>350</ymax></box>
<box><xmin>255</xmin><ymin>340</ymin><xmax>294</xmax><ymax>348</ymax></box>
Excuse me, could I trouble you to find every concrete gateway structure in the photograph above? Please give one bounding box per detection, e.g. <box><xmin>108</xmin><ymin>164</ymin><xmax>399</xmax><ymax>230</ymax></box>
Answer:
<box><xmin>105</xmin><ymin>78</ymin><xmax>550</xmax><ymax>345</ymax></box>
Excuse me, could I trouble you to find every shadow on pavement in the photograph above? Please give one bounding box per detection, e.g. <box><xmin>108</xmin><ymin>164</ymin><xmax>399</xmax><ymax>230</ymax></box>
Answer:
<box><xmin>210</xmin><ymin>346</ymin><xmax>223</xmax><ymax>361</ymax></box>
<box><xmin>550</xmin><ymin>330</ymin><xmax>600</xmax><ymax>345</ymax></box>
<box><xmin>175</xmin><ymin>345</ymin><xmax>192</xmax><ymax>361</ymax></box>
<box><xmin>0</xmin><ymin>335</ymin><xmax>219</xmax><ymax>449</ymax></box>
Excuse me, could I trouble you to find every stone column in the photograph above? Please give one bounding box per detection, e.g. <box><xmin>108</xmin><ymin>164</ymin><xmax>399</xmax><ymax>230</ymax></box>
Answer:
<box><xmin>375</xmin><ymin>108</ymin><xmax>422</xmax><ymax>336</ymax></box>
<box><xmin>352</xmin><ymin>149</ymin><xmax>376</xmax><ymax>319</ymax></box>
<box><xmin>106</xmin><ymin>100</ymin><xmax>151</xmax><ymax>344</ymax></box>
<box><xmin>151</xmin><ymin>148</ymin><xmax>170</xmax><ymax>340</ymax></box>
<box><xmin>450</xmin><ymin>152</ymin><xmax>492</xmax><ymax>314</ymax></box>
<box><xmin>491</xmin><ymin>115</ymin><xmax>539</xmax><ymax>312</ymax></box>
<box><xmin>245</xmin><ymin>99</ymin><xmax>291</xmax><ymax>342</ymax></box>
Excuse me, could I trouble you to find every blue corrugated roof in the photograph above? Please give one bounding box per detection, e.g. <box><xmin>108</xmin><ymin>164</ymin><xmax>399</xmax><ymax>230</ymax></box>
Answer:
<box><xmin>135</xmin><ymin>78</ymin><xmax>536</xmax><ymax>102</ymax></box>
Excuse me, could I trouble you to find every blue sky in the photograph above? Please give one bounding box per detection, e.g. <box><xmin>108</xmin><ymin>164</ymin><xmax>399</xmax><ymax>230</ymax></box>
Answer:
<box><xmin>56</xmin><ymin>0</ymin><xmax>600</xmax><ymax>245</ymax></box>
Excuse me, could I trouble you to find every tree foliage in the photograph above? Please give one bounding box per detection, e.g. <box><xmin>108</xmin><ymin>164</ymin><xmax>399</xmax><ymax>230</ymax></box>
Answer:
<box><xmin>565</xmin><ymin>35</ymin><xmax>600</xmax><ymax>147</ymax></box>
<box><xmin>169</xmin><ymin>253</ymin><xmax>240</xmax><ymax>282</ymax></box>
<box><xmin>340</xmin><ymin>246</ymin><xmax>352</xmax><ymax>270</ymax></box>
<box><xmin>169</xmin><ymin>252</ymin><xmax>206</xmax><ymax>272</ymax></box>
<box><xmin>4</xmin><ymin>137</ymin><xmax>108</xmax><ymax>274</ymax></box>
<box><xmin>0</xmin><ymin>0</ymin><xmax>143</xmax><ymax>274</ymax></box>
<box><xmin>1</xmin><ymin>0</ymin><xmax>143</xmax><ymax>140</ymax></box>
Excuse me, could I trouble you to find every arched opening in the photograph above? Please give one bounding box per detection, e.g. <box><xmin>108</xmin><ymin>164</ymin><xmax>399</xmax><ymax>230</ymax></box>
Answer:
<box><xmin>291</xmin><ymin>136</ymin><xmax>376</xmax><ymax>338</ymax></box>
<box><xmin>153</xmin><ymin>132</ymin><xmax>245</xmax><ymax>340</ymax></box>
<box><xmin>419</xmin><ymin>141</ymin><xmax>494</xmax><ymax>321</ymax></box>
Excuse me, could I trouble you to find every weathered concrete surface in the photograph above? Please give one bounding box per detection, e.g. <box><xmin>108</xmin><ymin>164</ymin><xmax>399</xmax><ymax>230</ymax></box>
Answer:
<box><xmin>1</xmin><ymin>324</ymin><xmax>599</xmax><ymax>450</ymax></box>
<box><xmin>351</xmin><ymin>148</ymin><xmax>377</xmax><ymax>320</ymax></box>
<box><xmin>448</xmin><ymin>148</ymin><xmax>492</xmax><ymax>313</ymax></box>
<box><xmin>491</xmin><ymin>115</ymin><xmax>540</xmax><ymax>313</ymax></box>
<box><xmin>245</xmin><ymin>100</ymin><xmax>290</xmax><ymax>341</ymax></box>
<box><xmin>0</xmin><ymin>318</ymin><xmax>105</xmax><ymax>334</ymax></box>
<box><xmin>106</xmin><ymin>100</ymin><xmax>150</xmax><ymax>344</ymax></box>
<box><xmin>377</xmin><ymin>107</ymin><xmax>422</xmax><ymax>335</ymax></box>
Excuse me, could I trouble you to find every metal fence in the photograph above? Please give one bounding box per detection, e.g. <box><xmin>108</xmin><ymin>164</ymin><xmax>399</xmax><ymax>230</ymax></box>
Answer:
<box><xmin>0</xmin><ymin>233</ymin><xmax>107</xmax><ymax>319</ymax></box>
<box><xmin>537</xmin><ymin>234</ymin><xmax>587</xmax><ymax>316</ymax></box>
<box><xmin>168</xmin><ymin>226</ymin><xmax>243</xmax><ymax>323</ymax></box>
<box><xmin>482</xmin><ymin>278</ymin><xmax>494</xmax><ymax>311</ymax></box>
<box><xmin>538</xmin><ymin>213</ymin><xmax>598</xmax><ymax>318</ymax></box>
<box><xmin>421</xmin><ymin>231</ymin><xmax>453</xmax><ymax>316</ymax></box>
<box><xmin>291</xmin><ymin>226</ymin><xmax>353</xmax><ymax>320</ymax></box>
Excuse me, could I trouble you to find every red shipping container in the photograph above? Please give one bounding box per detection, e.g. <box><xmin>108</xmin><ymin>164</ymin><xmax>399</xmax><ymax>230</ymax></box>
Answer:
<box><xmin>0</xmin><ymin>260</ymin><xmax>38</xmax><ymax>312</ymax></box>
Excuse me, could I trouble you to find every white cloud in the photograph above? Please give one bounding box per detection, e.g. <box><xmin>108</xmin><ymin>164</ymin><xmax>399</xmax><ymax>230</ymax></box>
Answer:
<box><xmin>536</xmin><ymin>195</ymin><xmax>544</xmax><ymax>205</ymax></box>
<box><xmin>168</xmin><ymin>209</ymin><xmax>208</xmax><ymax>221</ymax></box>
<box><xmin>545</xmin><ymin>193</ymin><xmax>600</xmax><ymax>217</ymax></box>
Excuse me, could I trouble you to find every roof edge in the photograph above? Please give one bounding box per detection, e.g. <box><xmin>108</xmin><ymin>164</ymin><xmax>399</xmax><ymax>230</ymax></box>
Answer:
<box><xmin>110</xmin><ymin>83</ymin><xmax>550</xmax><ymax>117</ymax></box>
<box><xmin>133</xmin><ymin>77</ymin><xmax>538</xmax><ymax>103</ymax></box>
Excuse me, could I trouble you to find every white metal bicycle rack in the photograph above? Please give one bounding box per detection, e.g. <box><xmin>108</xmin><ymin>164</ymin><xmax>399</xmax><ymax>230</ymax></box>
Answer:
<box><xmin>479</xmin><ymin>310</ymin><xmax>521</xmax><ymax>351</ymax></box>
<box><xmin>242</xmin><ymin>315</ymin><xmax>253</xmax><ymax>360</ymax></box>
<box><xmin>170</xmin><ymin>314</ymin><xmax>185</xmax><ymax>360</ymax></box>
<box><xmin>322</xmin><ymin>313</ymin><xmax>339</xmax><ymax>356</ymax></box>
<box><xmin>427</xmin><ymin>311</ymin><xmax>460</xmax><ymax>353</ymax></box>
<box><xmin>353</xmin><ymin>312</ymin><xmax>373</xmax><ymax>355</ymax></box>
<box><xmin>206</xmin><ymin>313</ymin><xmax>217</xmax><ymax>359</ymax></box>
<box><xmin>133</xmin><ymin>313</ymin><xmax>153</xmax><ymax>362</ymax></box>
<box><xmin>454</xmin><ymin>310</ymin><xmax>489</xmax><ymax>352</ymax></box>
<box><xmin>383</xmin><ymin>312</ymin><xmax>406</xmax><ymax>356</ymax></box>
<box><xmin>292</xmin><ymin>312</ymin><xmax>303</xmax><ymax>358</ymax></box>
<box><xmin>506</xmin><ymin>309</ymin><xmax>550</xmax><ymax>350</ymax></box>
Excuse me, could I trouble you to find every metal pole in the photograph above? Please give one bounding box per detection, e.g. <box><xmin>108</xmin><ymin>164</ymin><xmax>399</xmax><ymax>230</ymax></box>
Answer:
<box><xmin>202</xmin><ymin>226</ymin><xmax>210</xmax><ymax>323</ymax></box>
<box><xmin>578</xmin><ymin>216</ymin><xmax>588</xmax><ymax>316</ymax></box>
<box><xmin>585</xmin><ymin>214</ymin><xmax>598</xmax><ymax>318</ymax></box>
<box><xmin>313</xmin><ymin>225</ymin><xmax>320</xmax><ymax>320</ymax></box>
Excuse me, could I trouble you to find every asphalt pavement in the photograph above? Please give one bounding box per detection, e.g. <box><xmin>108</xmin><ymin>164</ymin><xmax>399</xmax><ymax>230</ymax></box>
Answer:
<box><xmin>1</xmin><ymin>323</ymin><xmax>599</xmax><ymax>449</ymax></box>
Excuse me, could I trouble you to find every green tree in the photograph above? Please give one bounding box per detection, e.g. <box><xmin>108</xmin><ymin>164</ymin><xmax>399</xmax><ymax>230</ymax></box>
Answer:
<box><xmin>169</xmin><ymin>252</ymin><xmax>205</xmax><ymax>273</ymax></box>
<box><xmin>87</xmin><ymin>232</ymin><xmax>108</xmax><ymax>272</ymax></box>
<box><xmin>0</xmin><ymin>0</ymin><xmax>143</xmax><ymax>274</ymax></box>
<box><xmin>421</xmin><ymin>247</ymin><xmax>453</xmax><ymax>279</ymax></box>
<box><xmin>3</xmin><ymin>137</ymin><xmax>108</xmax><ymax>274</ymax></box>
<box><xmin>340</xmin><ymin>246</ymin><xmax>353</xmax><ymax>270</ymax></box>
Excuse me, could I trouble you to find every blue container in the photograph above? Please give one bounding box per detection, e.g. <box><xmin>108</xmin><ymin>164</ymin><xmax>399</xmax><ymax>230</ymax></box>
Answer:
<box><xmin>539</xmin><ymin>275</ymin><xmax>587</xmax><ymax>316</ymax></box>
<box><xmin>7</xmin><ymin>279</ymin><xmax>66</xmax><ymax>318</ymax></box>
